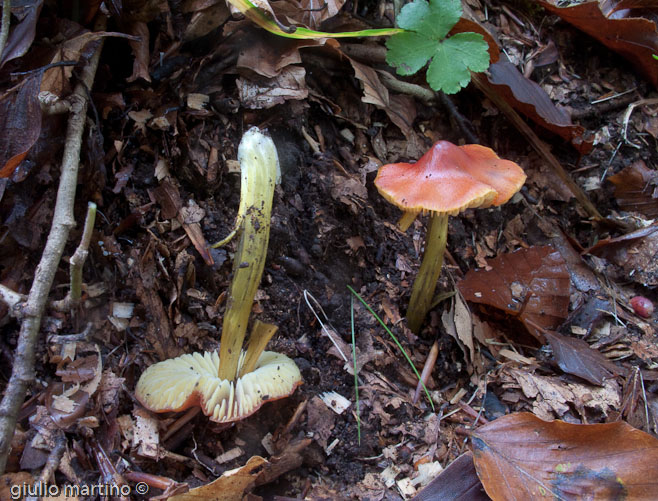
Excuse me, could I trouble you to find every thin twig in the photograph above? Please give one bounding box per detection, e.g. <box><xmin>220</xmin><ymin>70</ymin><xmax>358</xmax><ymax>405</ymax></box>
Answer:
<box><xmin>438</xmin><ymin>92</ymin><xmax>479</xmax><ymax>144</ymax></box>
<box><xmin>38</xmin><ymin>433</ymin><xmax>67</xmax><ymax>484</ymax></box>
<box><xmin>413</xmin><ymin>340</ymin><xmax>439</xmax><ymax>404</ymax></box>
<box><xmin>471</xmin><ymin>73</ymin><xmax>605</xmax><ymax>223</ymax></box>
<box><xmin>0</xmin><ymin>284</ymin><xmax>25</xmax><ymax>313</ymax></box>
<box><xmin>0</xmin><ymin>0</ymin><xmax>10</xmax><ymax>63</ymax></box>
<box><xmin>0</xmin><ymin>34</ymin><xmax>104</xmax><ymax>476</ymax></box>
<box><xmin>51</xmin><ymin>202</ymin><xmax>97</xmax><ymax>312</ymax></box>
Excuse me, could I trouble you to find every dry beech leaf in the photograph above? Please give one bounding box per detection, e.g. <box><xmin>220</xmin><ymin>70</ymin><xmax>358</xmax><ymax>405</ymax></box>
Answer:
<box><xmin>457</xmin><ymin>13</ymin><xmax>591</xmax><ymax>154</ymax></box>
<box><xmin>236</xmin><ymin>27</ymin><xmax>324</xmax><ymax>78</ymax></box>
<box><xmin>169</xmin><ymin>455</ymin><xmax>267</xmax><ymax>501</ymax></box>
<box><xmin>55</xmin><ymin>355</ymin><xmax>99</xmax><ymax>383</ymax></box>
<box><xmin>346</xmin><ymin>56</ymin><xmax>417</xmax><ymax>139</ymax></box>
<box><xmin>539</xmin><ymin>1</ymin><xmax>658</xmax><ymax>88</ymax></box>
<box><xmin>411</xmin><ymin>452</ymin><xmax>488</xmax><ymax>501</ymax></box>
<box><xmin>0</xmin><ymin>0</ymin><xmax>43</xmax><ymax>68</ymax></box>
<box><xmin>0</xmin><ymin>73</ymin><xmax>42</xmax><ymax>178</ymax></box>
<box><xmin>237</xmin><ymin>66</ymin><xmax>308</xmax><ymax>109</ymax></box>
<box><xmin>543</xmin><ymin>330</ymin><xmax>621</xmax><ymax>385</ymax></box>
<box><xmin>472</xmin><ymin>412</ymin><xmax>658</xmax><ymax>500</ymax></box>
<box><xmin>44</xmin><ymin>383</ymin><xmax>89</xmax><ymax>429</ymax></box>
<box><xmin>277</xmin><ymin>0</ymin><xmax>346</xmax><ymax>30</ymax></box>
<box><xmin>608</xmin><ymin>160</ymin><xmax>658</xmax><ymax>218</ymax></box>
<box><xmin>586</xmin><ymin>224</ymin><xmax>658</xmax><ymax>286</ymax></box>
<box><xmin>486</xmin><ymin>57</ymin><xmax>593</xmax><ymax>154</ymax></box>
<box><xmin>126</xmin><ymin>22</ymin><xmax>151</xmax><ymax>83</ymax></box>
<box><xmin>184</xmin><ymin>1</ymin><xmax>231</xmax><ymax>40</ymax></box>
<box><xmin>458</xmin><ymin>246</ymin><xmax>571</xmax><ymax>341</ymax></box>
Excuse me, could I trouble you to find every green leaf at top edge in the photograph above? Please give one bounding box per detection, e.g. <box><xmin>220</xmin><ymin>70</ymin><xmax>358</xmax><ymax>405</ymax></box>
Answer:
<box><xmin>397</xmin><ymin>0</ymin><xmax>462</xmax><ymax>41</ymax></box>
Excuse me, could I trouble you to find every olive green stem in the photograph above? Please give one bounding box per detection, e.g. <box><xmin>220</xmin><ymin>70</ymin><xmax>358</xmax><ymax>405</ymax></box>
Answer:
<box><xmin>239</xmin><ymin>320</ymin><xmax>278</xmax><ymax>378</ymax></box>
<box><xmin>406</xmin><ymin>213</ymin><xmax>449</xmax><ymax>334</ymax></box>
<box><xmin>218</xmin><ymin>128</ymin><xmax>279</xmax><ymax>381</ymax></box>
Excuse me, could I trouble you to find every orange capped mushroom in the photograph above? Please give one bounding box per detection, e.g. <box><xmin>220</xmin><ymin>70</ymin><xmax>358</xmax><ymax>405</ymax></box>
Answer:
<box><xmin>375</xmin><ymin>140</ymin><xmax>526</xmax><ymax>333</ymax></box>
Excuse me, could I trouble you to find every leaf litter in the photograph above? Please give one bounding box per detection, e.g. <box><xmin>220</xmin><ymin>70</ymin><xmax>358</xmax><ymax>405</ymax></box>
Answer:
<box><xmin>0</xmin><ymin>0</ymin><xmax>658</xmax><ymax>500</ymax></box>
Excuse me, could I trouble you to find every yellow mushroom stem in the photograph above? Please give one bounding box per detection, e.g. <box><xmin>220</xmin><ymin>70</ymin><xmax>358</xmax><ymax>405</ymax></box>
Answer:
<box><xmin>217</xmin><ymin>128</ymin><xmax>280</xmax><ymax>381</ymax></box>
<box><xmin>405</xmin><ymin>212</ymin><xmax>449</xmax><ymax>334</ymax></box>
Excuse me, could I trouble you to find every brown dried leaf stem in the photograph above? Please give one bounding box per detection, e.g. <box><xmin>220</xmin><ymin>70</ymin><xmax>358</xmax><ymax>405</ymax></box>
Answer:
<box><xmin>0</xmin><ymin>38</ymin><xmax>103</xmax><ymax>475</ymax></box>
<box><xmin>470</xmin><ymin>73</ymin><xmax>604</xmax><ymax>222</ymax></box>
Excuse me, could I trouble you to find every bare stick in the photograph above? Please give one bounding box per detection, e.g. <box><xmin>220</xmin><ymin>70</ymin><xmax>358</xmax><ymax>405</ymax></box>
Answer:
<box><xmin>413</xmin><ymin>340</ymin><xmax>439</xmax><ymax>404</ymax></box>
<box><xmin>51</xmin><ymin>202</ymin><xmax>97</xmax><ymax>312</ymax></box>
<box><xmin>0</xmin><ymin>0</ymin><xmax>10</xmax><ymax>63</ymax></box>
<box><xmin>0</xmin><ymin>284</ymin><xmax>25</xmax><ymax>313</ymax></box>
<box><xmin>38</xmin><ymin>434</ymin><xmax>67</xmax><ymax>484</ymax></box>
<box><xmin>0</xmin><ymin>37</ymin><xmax>104</xmax><ymax>476</ymax></box>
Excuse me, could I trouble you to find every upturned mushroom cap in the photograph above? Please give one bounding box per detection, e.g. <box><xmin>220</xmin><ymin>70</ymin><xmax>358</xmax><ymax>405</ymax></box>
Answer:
<box><xmin>135</xmin><ymin>350</ymin><xmax>302</xmax><ymax>423</ymax></box>
<box><xmin>374</xmin><ymin>141</ymin><xmax>526</xmax><ymax>217</ymax></box>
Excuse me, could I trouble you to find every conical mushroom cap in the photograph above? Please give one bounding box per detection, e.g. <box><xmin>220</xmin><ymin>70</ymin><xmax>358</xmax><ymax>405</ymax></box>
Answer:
<box><xmin>375</xmin><ymin>141</ymin><xmax>526</xmax><ymax>217</ymax></box>
<box><xmin>135</xmin><ymin>350</ymin><xmax>302</xmax><ymax>423</ymax></box>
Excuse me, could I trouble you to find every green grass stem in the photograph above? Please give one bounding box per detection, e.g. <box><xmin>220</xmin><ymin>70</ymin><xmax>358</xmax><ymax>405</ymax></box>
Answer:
<box><xmin>346</xmin><ymin>285</ymin><xmax>435</xmax><ymax>411</ymax></box>
<box><xmin>350</xmin><ymin>294</ymin><xmax>361</xmax><ymax>445</ymax></box>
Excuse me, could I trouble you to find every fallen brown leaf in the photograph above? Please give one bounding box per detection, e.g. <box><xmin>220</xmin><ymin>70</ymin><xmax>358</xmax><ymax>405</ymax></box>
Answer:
<box><xmin>472</xmin><ymin>412</ymin><xmax>658</xmax><ymax>500</ymax></box>
<box><xmin>169</xmin><ymin>455</ymin><xmax>267</xmax><ymax>500</ymax></box>
<box><xmin>411</xmin><ymin>452</ymin><xmax>488</xmax><ymax>501</ymax></box>
<box><xmin>543</xmin><ymin>329</ymin><xmax>621</xmax><ymax>385</ymax></box>
<box><xmin>458</xmin><ymin>246</ymin><xmax>571</xmax><ymax>341</ymax></box>
<box><xmin>608</xmin><ymin>160</ymin><xmax>658</xmax><ymax>218</ymax></box>
<box><xmin>486</xmin><ymin>58</ymin><xmax>593</xmax><ymax>154</ymax></box>
<box><xmin>539</xmin><ymin>0</ymin><xmax>658</xmax><ymax>88</ymax></box>
<box><xmin>0</xmin><ymin>73</ymin><xmax>43</xmax><ymax>178</ymax></box>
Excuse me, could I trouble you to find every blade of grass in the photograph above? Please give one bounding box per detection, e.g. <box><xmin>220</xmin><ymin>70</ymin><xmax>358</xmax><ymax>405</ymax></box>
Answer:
<box><xmin>228</xmin><ymin>0</ymin><xmax>404</xmax><ymax>39</ymax></box>
<box><xmin>346</xmin><ymin>285</ymin><xmax>435</xmax><ymax>411</ymax></box>
<box><xmin>303</xmin><ymin>290</ymin><xmax>349</xmax><ymax>363</ymax></box>
<box><xmin>350</xmin><ymin>293</ymin><xmax>361</xmax><ymax>445</ymax></box>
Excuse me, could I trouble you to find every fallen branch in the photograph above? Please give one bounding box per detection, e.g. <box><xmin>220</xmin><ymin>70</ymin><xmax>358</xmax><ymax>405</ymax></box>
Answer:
<box><xmin>0</xmin><ymin>0</ymin><xmax>10</xmax><ymax>63</ymax></box>
<box><xmin>0</xmin><ymin>37</ymin><xmax>104</xmax><ymax>475</ymax></box>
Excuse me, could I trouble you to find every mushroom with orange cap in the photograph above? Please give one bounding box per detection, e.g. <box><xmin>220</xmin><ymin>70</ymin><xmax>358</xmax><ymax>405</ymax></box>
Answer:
<box><xmin>375</xmin><ymin>140</ymin><xmax>526</xmax><ymax>334</ymax></box>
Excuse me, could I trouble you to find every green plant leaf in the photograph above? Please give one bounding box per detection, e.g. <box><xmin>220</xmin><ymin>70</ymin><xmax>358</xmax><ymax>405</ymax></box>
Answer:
<box><xmin>427</xmin><ymin>32</ymin><xmax>490</xmax><ymax>94</ymax></box>
<box><xmin>385</xmin><ymin>0</ymin><xmax>490</xmax><ymax>94</ymax></box>
<box><xmin>385</xmin><ymin>32</ymin><xmax>437</xmax><ymax>75</ymax></box>
<box><xmin>396</xmin><ymin>0</ymin><xmax>462</xmax><ymax>40</ymax></box>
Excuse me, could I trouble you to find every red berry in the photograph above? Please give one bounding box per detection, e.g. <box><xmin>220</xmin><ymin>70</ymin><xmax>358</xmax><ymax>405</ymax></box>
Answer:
<box><xmin>630</xmin><ymin>296</ymin><xmax>654</xmax><ymax>318</ymax></box>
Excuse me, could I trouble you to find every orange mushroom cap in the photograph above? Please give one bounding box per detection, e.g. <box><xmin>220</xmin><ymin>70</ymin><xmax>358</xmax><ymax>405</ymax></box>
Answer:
<box><xmin>374</xmin><ymin>141</ymin><xmax>526</xmax><ymax>217</ymax></box>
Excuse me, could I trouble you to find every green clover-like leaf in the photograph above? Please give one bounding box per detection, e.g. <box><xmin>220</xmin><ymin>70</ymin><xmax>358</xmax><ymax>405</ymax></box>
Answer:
<box><xmin>396</xmin><ymin>0</ymin><xmax>462</xmax><ymax>41</ymax></box>
<box><xmin>386</xmin><ymin>32</ymin><xmax>438</xmax><ymax>76</ymax></box>
<box><xmin>426</xmin><ymin>33</ymin><xmax>490</xmax><ymax>94</ymax></box>
<box><xmin>386</xmin><ymin>0</ymin><xmax>490</xmax><ymax>94</ymax></box>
